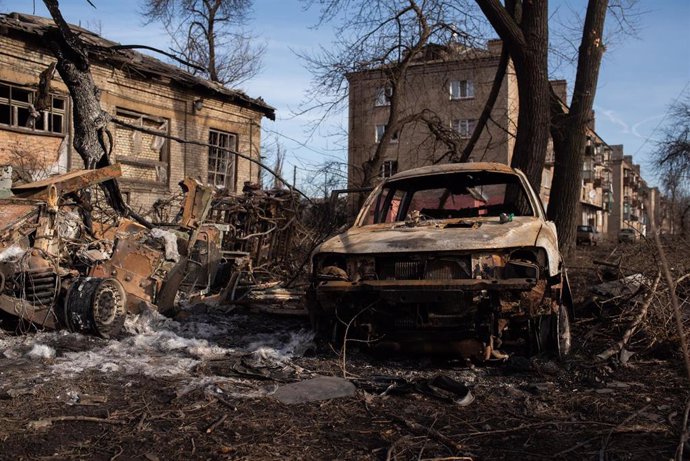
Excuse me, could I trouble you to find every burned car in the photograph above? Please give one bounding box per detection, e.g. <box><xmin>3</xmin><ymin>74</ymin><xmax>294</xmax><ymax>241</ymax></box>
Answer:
<box><xmin>308</xmin><ymin>163</ymin><xmax>572</xmax><ymax>359</ymax></box>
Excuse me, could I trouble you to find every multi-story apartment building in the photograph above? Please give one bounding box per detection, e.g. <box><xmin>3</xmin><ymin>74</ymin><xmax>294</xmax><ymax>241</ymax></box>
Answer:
<box><xmin>608</xmin><ymin>145</ymin><xmax>649</xmax><ymax>237</ymax></box>
<box><xmin>346</xmin><ymin>40</ymin><xmax>617</xmax><ymax>232</ymax></box>
<box><xmin>0</xmin><ymin>13</ymin><xmax>274</xmax><ymax>213</ymax></box>
<box><xmin>347</xmin><ymin>39</ymin><xmax>518</xmax><ymax>178</ymax></box>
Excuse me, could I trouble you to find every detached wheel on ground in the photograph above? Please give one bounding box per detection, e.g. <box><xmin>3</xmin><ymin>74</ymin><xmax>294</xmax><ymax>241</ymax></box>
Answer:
<box><xmin>529</xmin><ymin>302</ymin><xmax>571</xmax><ymax>359</ymax></box>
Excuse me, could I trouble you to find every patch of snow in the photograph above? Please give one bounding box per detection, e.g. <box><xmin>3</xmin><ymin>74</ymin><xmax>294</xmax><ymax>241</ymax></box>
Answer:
<box><xmin>27</xmin><ymin>344</ymin><xmax>56</xmax><ymax>360</ymax></box>
<box><xmin>0</xmin><ymin>244</ymin><xmax>25</xmax><ymax>261</ymax></box>
<box><xmin>150</xmin><ymin>228</ymin><xmax>180</xmax><ymax>262</ymax></box>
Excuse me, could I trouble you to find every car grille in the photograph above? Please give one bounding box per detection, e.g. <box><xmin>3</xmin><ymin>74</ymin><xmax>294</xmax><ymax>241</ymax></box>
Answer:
<box><xmin>377</xmin><ymin>256</ymin><xmax>471</xmax><ymax>280</ymax></box>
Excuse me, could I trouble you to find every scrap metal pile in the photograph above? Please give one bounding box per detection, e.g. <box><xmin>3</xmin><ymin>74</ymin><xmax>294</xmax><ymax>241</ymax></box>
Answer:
<box><xmin>0</xmin><ymin>164</ymin><xmax>224</xmax><ymax>337</ymax></box>
<box><xmin>0</xmin><ymin>167</ymin><xmax>318</xmax><ymax>337</ymax></box>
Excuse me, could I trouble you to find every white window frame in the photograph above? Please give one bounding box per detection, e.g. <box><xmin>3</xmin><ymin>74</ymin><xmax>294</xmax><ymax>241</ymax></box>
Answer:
<box><xmin>208</xmin><ymin>129</ymin><xmax>238</xmax><ymax>189</ymax></box>
<box><xmin>449</xmin><ymin>79</ymin><xmax>474</xmax><ymax>100</ymax></box>
<box><xmin>451</xmin><ymin>119</ymin><xmax>476</xmax><ymax>139</ymax></box>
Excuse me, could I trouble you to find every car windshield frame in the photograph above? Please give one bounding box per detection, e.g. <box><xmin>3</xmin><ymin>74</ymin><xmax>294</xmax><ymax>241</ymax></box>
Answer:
<box><xmin>356</xmin><ymin>170</ymin><xmax>540</xmax><ymax>226</ymax></box>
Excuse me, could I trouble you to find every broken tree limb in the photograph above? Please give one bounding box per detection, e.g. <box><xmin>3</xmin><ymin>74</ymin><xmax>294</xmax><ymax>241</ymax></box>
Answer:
<box><xmin>42</xmin><ymin>0</ymin><xmax>152</xmax><ymax>228</ymax></box>
<box><xmin>112</xmin><ymin>117</ymin><xmax>310</xmax><ymax>203</ymax></box>
<box><xmin>596</xmin><ymin>271</ymin><xmax>661</xmax><ymax>361</ymax></box>
<box><xmin>386</xmin><ymin>413</ymin><xmax>464</xmax><ymax>454</ymax></box>
<box><xmin>647</xmin><ymin>200</ymin><xmax>690</xmax><ymax>385</ymax></box>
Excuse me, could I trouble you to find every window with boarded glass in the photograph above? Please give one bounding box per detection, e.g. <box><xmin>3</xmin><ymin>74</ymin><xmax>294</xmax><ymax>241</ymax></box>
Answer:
<box><xmin>0</xmin><ymin>82</ymin><xmax>67</xmax><ymax>134</ymax></box>
<box><xmin>208</xmin><ymin>129</ymin><xmax>237</xmax><ymax>189</ymax></box>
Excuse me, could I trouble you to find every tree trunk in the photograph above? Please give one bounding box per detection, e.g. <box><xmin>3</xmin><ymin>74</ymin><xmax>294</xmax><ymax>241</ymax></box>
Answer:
<box><xmin>547</xmin><ymin>0</ymin><xmax>608</xmax><ymax>254</ymax></box>
<box><xmin>476</xmin><ymin>0</ymin><xmax>550</xmax><ymax>194</ymax></box>
<box><xmin>43</xmin><ymin>0</ymin><xmax>149</xmax><ymax>225</ymax></box>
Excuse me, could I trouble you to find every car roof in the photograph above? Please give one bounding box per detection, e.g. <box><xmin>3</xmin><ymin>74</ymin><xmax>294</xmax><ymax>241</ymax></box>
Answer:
<box><xmin>386</xmin><ymin>162</ymin><xmax>519</xmax><ymax>182</ymax></box>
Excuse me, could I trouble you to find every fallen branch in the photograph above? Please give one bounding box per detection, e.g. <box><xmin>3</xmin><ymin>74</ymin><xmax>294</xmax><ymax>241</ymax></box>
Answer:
<box><xmin>597</xmin><ymin>271</ymin><xmax>661</xmax><ymax>361</ymax></box>
<box><xmin>27</xmin><ymin>415</ymin><xmax>125</xmax><ymax>430</ymax></box>
<box><xmin>206</xmin><ymin>414</ymin><xmax>228</xmax><ymax>434</ymax></box>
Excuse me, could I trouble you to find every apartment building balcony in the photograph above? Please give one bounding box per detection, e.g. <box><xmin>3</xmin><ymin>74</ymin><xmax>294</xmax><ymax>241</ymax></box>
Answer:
<box><xmin>593</xmin><ymin>153</ymin><xmax>604</xmax><ymax>166</ymax></box>
<box><xmin>582</xmin><ymin>170</ymin><xmax>594</xmax><ymax>183</ymax></box>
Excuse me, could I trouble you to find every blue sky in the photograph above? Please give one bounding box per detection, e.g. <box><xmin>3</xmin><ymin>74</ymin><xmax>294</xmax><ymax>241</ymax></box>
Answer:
<box><xmin>1</xmin><ymin>0</ymin><xmax>688</xmax><ymax>189</ymax></box>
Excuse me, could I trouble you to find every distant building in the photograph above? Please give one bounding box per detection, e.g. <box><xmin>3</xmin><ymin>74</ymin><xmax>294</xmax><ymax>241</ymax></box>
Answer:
<box><xmin>0</xmin><ymin>12</ymin><xmax>274</xmax><ymax>212</ymax></box>
<box><xmin>608</xmin><ymin>145</ymin><xmax>650</xmax><ymax>237</ymax></box>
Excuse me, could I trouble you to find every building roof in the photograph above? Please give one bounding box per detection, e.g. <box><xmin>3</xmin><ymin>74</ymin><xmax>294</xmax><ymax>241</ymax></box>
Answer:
<box><xmin>0</xmin><ymin>12</ymin><xmax>275</xmax><ymax>120</ymax></box>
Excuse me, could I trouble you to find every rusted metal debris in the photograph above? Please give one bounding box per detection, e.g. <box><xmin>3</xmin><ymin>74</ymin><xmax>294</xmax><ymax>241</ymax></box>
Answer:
<box><xmin>0</xmin><ymin>164</ymin><xmax>217</xmax><ymax>336</ymax></box>
<box><xmin>0</xmin><ymin>165</ymin><xmax>313</xmax><ymax>337</ymax></box>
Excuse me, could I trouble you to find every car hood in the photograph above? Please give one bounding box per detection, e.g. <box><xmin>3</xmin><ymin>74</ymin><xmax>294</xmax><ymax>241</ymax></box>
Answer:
<box><xmin>317</xmin><ymin>217</ymin><xmax>546</xmax><ymax>255</ymax></box>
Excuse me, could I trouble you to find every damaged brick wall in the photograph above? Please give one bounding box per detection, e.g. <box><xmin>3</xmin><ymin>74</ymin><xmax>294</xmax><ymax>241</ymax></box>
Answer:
<box><xmin>0</xmin><ymin>16</ymin><xmax>269</xmax><ymax>214</ymax></box>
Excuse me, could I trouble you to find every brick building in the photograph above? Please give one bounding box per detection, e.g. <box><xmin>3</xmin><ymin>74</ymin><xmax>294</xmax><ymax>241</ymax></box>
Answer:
<box><xmin>0</xmin><ymin>13</ymin><xmax>274</xmax><ymax>212</ymax></box>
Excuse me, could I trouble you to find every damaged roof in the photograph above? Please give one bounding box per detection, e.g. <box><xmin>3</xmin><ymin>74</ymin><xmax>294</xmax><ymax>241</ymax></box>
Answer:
<box><xmin>0</xmin><ymin>12</ymin><xmax>275</xmax><ymax>120</ymax></box>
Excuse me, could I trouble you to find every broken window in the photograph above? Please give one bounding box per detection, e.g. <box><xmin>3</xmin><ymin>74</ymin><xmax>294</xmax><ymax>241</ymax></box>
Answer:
<box><xmin>362</xmin><ymin>171</ymin><xmax>535</xmax><ymax>225</ymax></box>
<box><xmin>0</xmin><ymin>82</ymin><xmax>67</xmax><ymax>134</ymax></box>
<box><xmin>114</xmin><ymin>108</ymin><xmax>170</xmax><ymax>186</ymax></box>
<box><xmin>449</xmin><ymin>80</ymin><xmax>474</xmax><ymax>100</ymax></box>
<box><xmin>208</xmin><ymin>129</ymin><xmax>237</xmax><ymax>189</ymax></box>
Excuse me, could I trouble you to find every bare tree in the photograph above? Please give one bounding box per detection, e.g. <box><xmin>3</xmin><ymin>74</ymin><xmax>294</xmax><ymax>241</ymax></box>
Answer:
<box><xmin>475</xmin><ymin>0</ymin><xmax>550</xmax><ymax>194</ymax></box>
<box><xmin>300</xmin><ymin>0</ymin><xmax>486</xmax><ymax>188</ymax></box>
<box><xmin>142</xmin><ymin>0</ymin><xmax>265</xmax><ymax>86</ymax></box>
<box><xmin>546</xmin><ymin>0</ymin><xmax>609</xmax><ymax>254</ymax></box>
<box><xmin>653</xmin><ymin>95</ymin><xmax>690</xmax><ymax>236</ymax></box>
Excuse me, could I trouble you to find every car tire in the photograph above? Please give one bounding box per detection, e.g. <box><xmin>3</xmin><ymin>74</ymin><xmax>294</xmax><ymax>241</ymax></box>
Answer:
<box><xmin>529</xmin><ymin>303</ymin><xmax>571</xmax><ymax>359</ymax></box>
<box><xmin>555</xmin><ymin>302</ymin><xmax>572</xmax><ymax>359</ymax></box>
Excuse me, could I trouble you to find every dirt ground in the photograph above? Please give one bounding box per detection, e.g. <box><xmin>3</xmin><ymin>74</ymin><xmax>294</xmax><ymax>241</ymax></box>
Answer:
<box><xmin>0</xmin><ymin>243</ymin><xmax>687</xmax><ymax>460</ymax></box>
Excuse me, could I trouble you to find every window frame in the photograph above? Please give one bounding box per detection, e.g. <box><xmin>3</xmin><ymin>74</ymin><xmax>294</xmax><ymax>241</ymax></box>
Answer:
<box><xmin>451</xmin><ymin>119</ymin><xmax>476</xmax><ymax>139</ymax></box>
<box><xmin>380</xmin><ymin>160</ymin><xmax>398</xmax><ymax>179</ymax></box>
<box><xmin>449</xmin><ymin>79</ymin><xmax>475</xmax><ymax>100</ymax></box>
<box><xmin>374</xmin><ymin>86</ymin><xmax>391</xmax><ymax>107</ymax></box>
<box><xmin>0</xmin><ymin>81</ymin><xmax>68</xmax><ymax>135</ymax></box>
<box><xmin>208</xmin><ymin>128</ymin><xmax>238</xmax><ymax>190</ymax></box>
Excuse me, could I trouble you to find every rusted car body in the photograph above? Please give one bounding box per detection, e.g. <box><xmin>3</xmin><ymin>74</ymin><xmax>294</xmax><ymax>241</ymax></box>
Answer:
<box><xmin>308</xmin><ymin>163</ymin><xmax>572</xmax><ymax>359</ymax></box>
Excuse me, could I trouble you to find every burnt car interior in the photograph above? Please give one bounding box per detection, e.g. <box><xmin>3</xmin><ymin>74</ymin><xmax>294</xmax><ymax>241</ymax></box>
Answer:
<box><xmin>363</xmin><ymin>172</ymin><xmax>534</xmax><ymax>224</ymax></box>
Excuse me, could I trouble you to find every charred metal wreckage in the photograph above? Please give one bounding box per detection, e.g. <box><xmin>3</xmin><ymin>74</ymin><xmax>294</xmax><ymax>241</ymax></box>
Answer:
<box><xmin>0</xmin><ymin>165</ymin><xmax>216</xmax><ymax>337</ymax></box>
<box><xmin>0</xmin><ymin>167</ymin><xmax>306</xmax><ymax>337</ymax></box>
<box><xmin>308</xmin><ymin>163</ymin><xmax>574</xmax><ymax>360</ymax></box>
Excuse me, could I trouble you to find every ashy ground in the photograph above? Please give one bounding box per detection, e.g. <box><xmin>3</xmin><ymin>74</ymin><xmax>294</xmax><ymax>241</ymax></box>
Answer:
<box><xmin>0</xmin><ymin>244</ymin><xmax>687</xmax><ymax>460</ymax></box>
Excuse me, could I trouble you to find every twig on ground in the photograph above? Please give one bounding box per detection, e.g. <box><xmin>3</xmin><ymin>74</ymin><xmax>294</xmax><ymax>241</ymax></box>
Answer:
<box><xmin>387</xmin><ymin>413</ymin><xmax>464</xmax><ymax>454</ymax></box>
<box><xmin>206</xmin><ymin>414</ymin><xmax>228</xmax><ymax>434</ymax></box>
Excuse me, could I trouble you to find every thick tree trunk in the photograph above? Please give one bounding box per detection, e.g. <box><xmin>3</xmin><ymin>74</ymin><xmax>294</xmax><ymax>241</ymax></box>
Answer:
<box><xmin>476</xmin><ymin>0</ymin><xmax>550</xmax><ymax>194</ymax></box>
<box><xmin>43</xmin><ymin>0</ymin><xmax>149</xmax><ymax>225</ymax></box>
<box><xmin>547</xmin><ymin>0</ymin><xmax>608</xmax><ymax>254</ymax></box>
